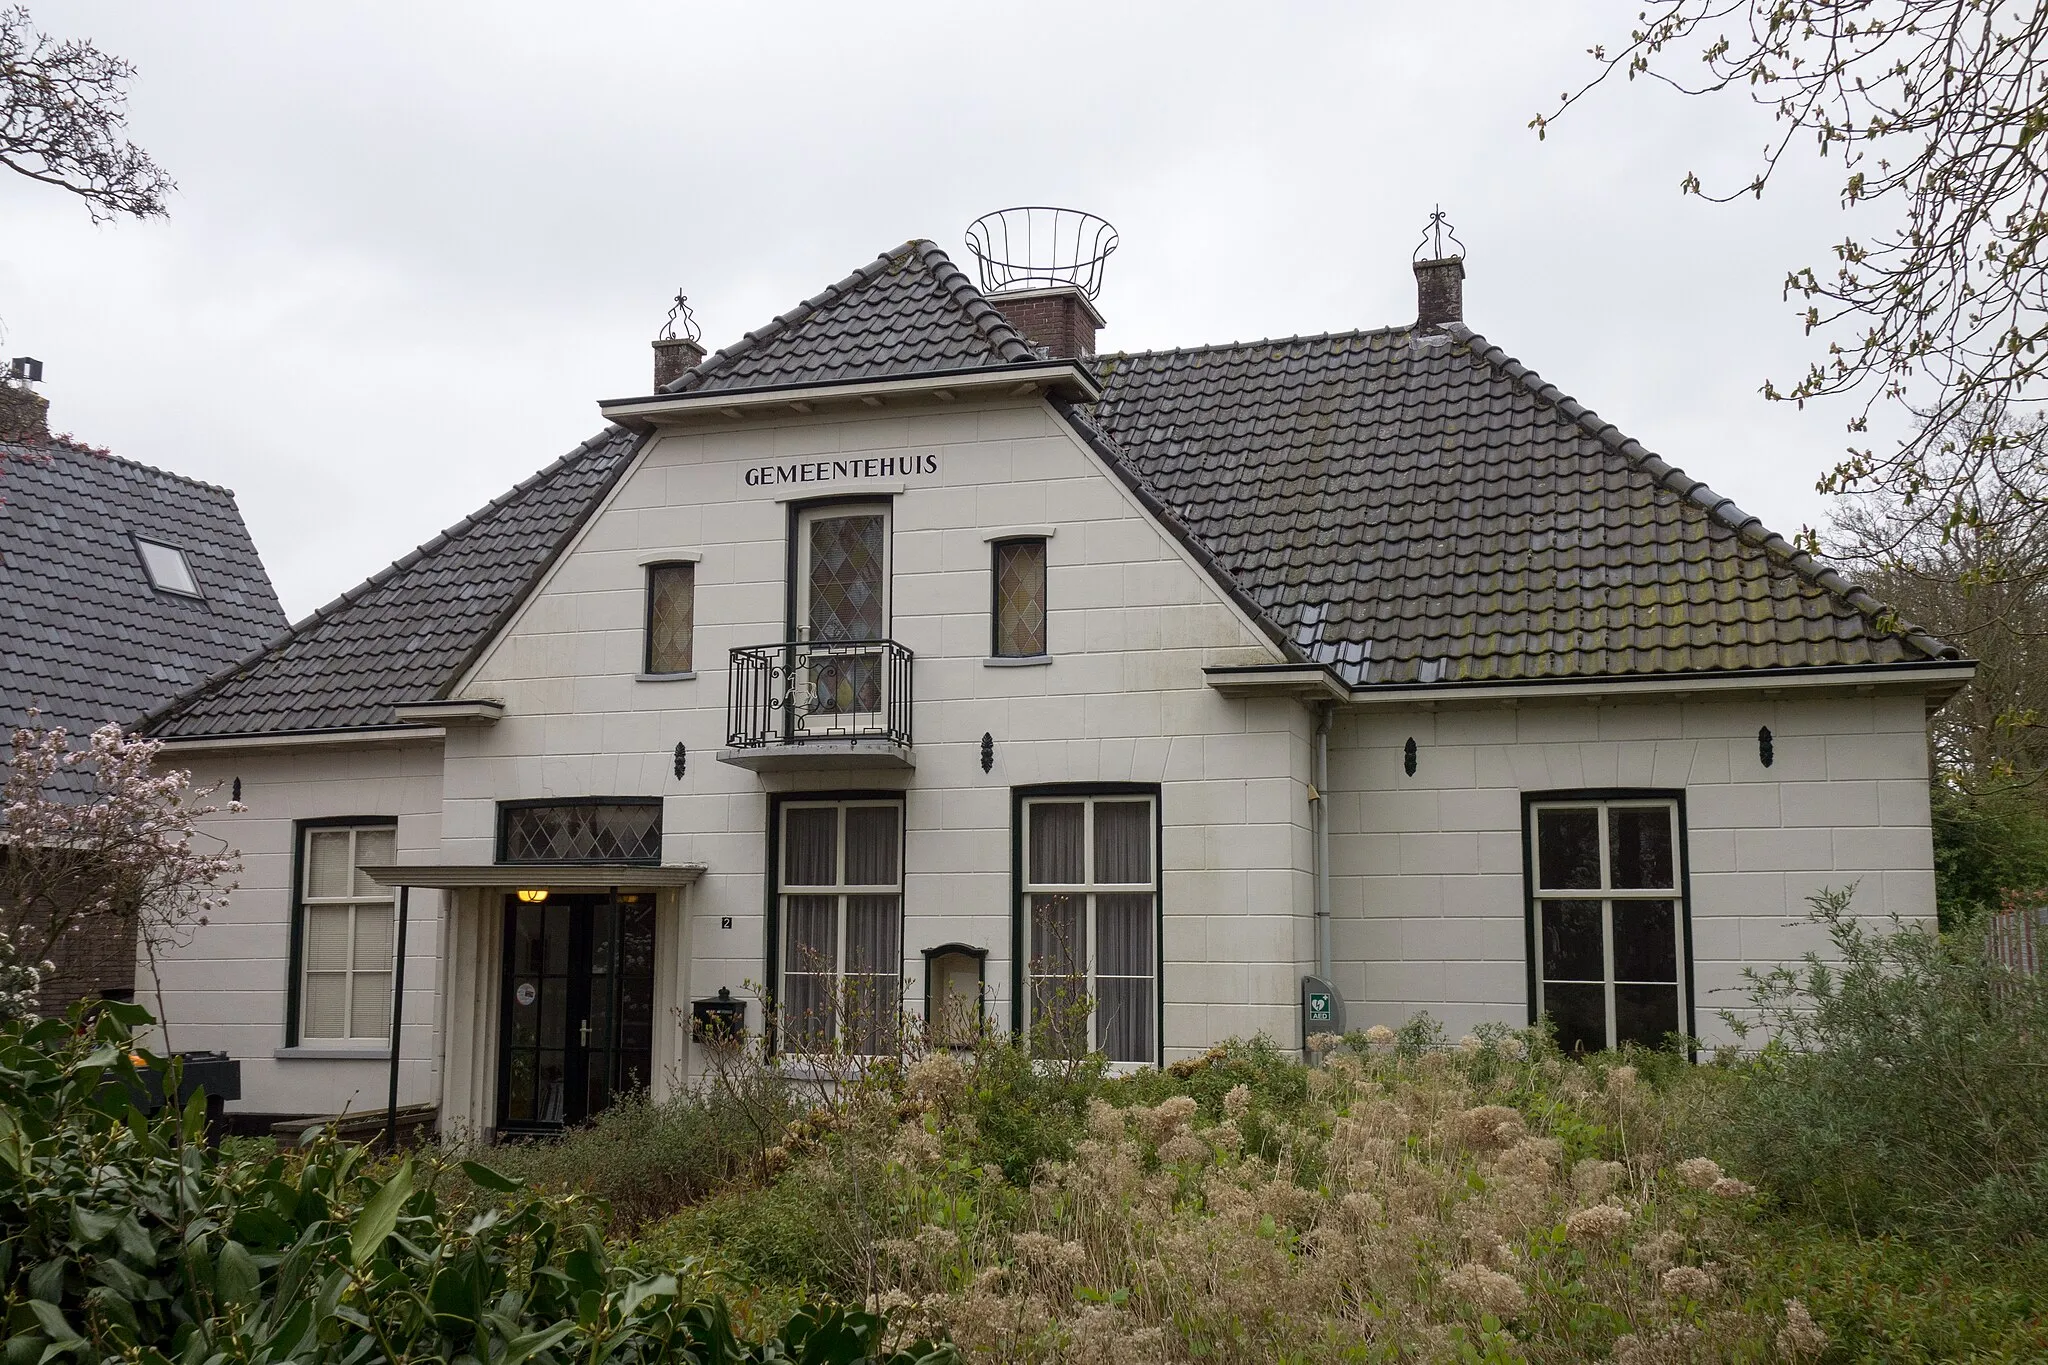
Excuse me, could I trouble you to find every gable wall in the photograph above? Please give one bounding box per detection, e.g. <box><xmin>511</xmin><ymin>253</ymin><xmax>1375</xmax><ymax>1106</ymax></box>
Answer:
<box><xmin>451</xmin><ymin>398</ymin><xmax>1312</xmax><ymax>1060</ymax></box>
<box><xmin>1325</xmin><ymin>692</ymin><xmax>1935</xmax><ymax>1046</ymax></box>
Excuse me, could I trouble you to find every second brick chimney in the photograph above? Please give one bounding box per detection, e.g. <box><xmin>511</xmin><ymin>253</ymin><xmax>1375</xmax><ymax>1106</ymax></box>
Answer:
<box><xmin>653</xmin><ymin>334</ymin><xmax>706</xmax><ymax>389</ymax></box>
<box><xmin>990</xmin><ymin>286</ymin><xmax>1106</xmax><ymax>360</ymax></box>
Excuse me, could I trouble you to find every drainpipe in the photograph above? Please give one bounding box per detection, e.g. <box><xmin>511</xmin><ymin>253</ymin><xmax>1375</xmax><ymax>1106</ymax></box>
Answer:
<box><xmin>1313</xmin><ymin>702</ymin><xmax>1334</xmax><ymax>985</ymax></box>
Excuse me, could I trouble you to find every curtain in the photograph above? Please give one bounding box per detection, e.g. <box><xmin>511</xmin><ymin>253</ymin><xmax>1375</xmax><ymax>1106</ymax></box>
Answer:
<box><xmin>844</xmin><ymin>894</ymin><xmax>901</xmax><ymax>1055</ymax></box>
<box><xmin>1029</xmin><ymin>802</ymin><xmax>1085</xmax><ymax>885</ymax></box>
<box><xmin>784</xmin><ymin>807</ymin><xmax>838</xmax><ymax>886</ymax></box>
<box><xmin>844</xmin><ymin>806</ymin><xmax>899</xmax><ymax>885</ymax></box>
<box><xmin>783</xmin><ymin>894</ymin><xmax>838</xmax><ymax>1051</ymax></box>
<box><xmin>1095</xmin><ymin>892</ymin><xmax>1154</xmax><ymax>1063</ymax></box>
<box><xmin>1093</xmin><ymin>801</ymin><xmax>1151</xmax><ymax>884</ymax></box>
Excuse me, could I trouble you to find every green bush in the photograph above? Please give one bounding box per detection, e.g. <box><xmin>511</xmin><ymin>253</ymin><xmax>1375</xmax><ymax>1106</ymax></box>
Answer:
<box><xmin>472</xmin><ymin>1077</ymin><xmax>797</xmax><ymax>1234</ymax></box>
<box><xmin>1718</xmin><ymin>887</ymin><xmax>2048</xmax><ymax>1241</ymax></box>
<box><xmin>955</xmin><ymin>1035</ymin><xmax>1103</xmax><ymax>1187</ymax></box>
<box><xmin>0</xmin><ymin>1003</ymin><xmax>955</xmax><ymax>1364</ymax></box>
<box><xmin>1932</xmin><ymin>785</ymin><xmax>2048</xmax><ymax>928</ymax></box>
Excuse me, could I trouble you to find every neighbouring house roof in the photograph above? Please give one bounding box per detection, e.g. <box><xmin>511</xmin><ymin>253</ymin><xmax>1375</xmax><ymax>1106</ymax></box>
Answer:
<box><xmin>0</xmin><ymin>437</ymin><xmax>287</xmax><ymax>759</ymax></box>
<box><xmin>143</xmin><ymin>239</ymin><xmax>1956</xmax><ymax>740</ymax></box>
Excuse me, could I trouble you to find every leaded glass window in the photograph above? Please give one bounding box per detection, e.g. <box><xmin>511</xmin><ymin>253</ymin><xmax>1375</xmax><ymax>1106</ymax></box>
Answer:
<box><xmin>1020</xmin><ymin>793</ymin><xmax>1158</xmax><ymax>1064</ymax></box>
<box><xmin>805</xmin><ymin>509</ymin><xmax>887</xmax><ymax>643</ymax></box>
<box><xmin>1528</xmin><ymin>799</ymin><xmax>1688</xmax><ymax>1052</ymax></box>
<box><xmin>993</xmin><ymin>538</ymin><xmax>1048</xmax><ymax>658</ymax></box>
<box><xmin>298</xmin><ymin>824</ymin><xmax>396</xmax><ymax>1041</ymax></box>
<box><xmin>645</xmin><ymin>562</ymin><xmax>695</xmax><ymax>674</ymax></box>
<box><xmin>499</xmin><ymin>801</ymin><xmax>661</xmax><ymax>864</ymax></box>
<box><xmin>778</xmin><ymin>800</ymin><xmax>903</xmax><ymax>1056</ymax></box>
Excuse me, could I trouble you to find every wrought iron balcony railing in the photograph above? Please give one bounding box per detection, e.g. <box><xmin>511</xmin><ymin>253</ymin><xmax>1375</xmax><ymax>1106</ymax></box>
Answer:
<box><xmin>727</xmin><ymin>638</ymin><xmax>914</xmax><ymax>750</ymax></box>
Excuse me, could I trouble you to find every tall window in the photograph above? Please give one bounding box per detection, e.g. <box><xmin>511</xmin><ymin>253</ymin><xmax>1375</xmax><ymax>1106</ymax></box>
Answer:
<box><xmin>778</xmin><ymin>800</ymin><xmax>903</xmax><ymax>1055</ymax></box>
<box><xmin>1528</xmin><ymin>798</ymin><xmax>1688</xmax><ymax>1053</ymax></box>
<box><xmin>1020</xmin><ymin>791</ymin><xmax>1158</xmax><ymax>1064</ymax></box>
<box><xmin>644</xmin><ymin>562</ymin><xmax>696</xmax><ymax>674</ymax></box>
<box><xmin>297</xmin><ymin>823</ymin><xmax>397</xmax><ymax>1041</ymax></box>
<box><xmin>991</xmin><ymin>537</ymin><xmax>1048</xmax><ymax>658</ymax></box>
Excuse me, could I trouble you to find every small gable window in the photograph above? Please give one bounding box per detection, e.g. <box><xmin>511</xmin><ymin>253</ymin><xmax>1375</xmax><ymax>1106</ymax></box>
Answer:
<box><xmin>644</xmin><ymin>562</ymin><xmax>696</xmax><ymax>675</ymax></box>
<box><xmin>992</xmin><ymin>537</ymin><xmax>1048</xmax><ymax>658</ymax></box>
<box><xmin>135</xmin><ymin>538</ymin><xmax>200</xmax><ymax>597</ymax></box>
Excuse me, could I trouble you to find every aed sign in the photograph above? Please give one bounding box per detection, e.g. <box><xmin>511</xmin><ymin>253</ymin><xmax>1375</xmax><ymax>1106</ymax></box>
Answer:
<box><xmin>1307</xmin><ymin>992</ymin><xmax>1333</xmax><ymax>1024</ymax></box>
<box><xmin>742</xmin><ymin>453</ymin><xmax>941</xmax><ymax>489</ymax></box>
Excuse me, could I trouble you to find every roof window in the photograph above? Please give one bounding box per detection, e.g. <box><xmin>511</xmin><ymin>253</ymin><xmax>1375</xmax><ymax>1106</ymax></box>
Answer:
<box><xmin>134</xmin><ymin>538</ymin><xmax>200</xmax><ymax>597</ymax></box>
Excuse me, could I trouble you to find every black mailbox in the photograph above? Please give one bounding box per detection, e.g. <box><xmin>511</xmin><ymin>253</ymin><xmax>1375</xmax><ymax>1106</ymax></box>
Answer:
<box><xmin>690</xmin><ymin>987</ymin><xmax>746</xmax><ymax>1043</ymax></box>
<box><xmin>107</xmin><ymin>1050</ymin><xmax>242</xmax><ymax>1145</ymax></box>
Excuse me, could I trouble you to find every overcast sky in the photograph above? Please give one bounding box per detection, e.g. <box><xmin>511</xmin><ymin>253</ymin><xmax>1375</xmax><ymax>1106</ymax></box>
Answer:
<box><xmin>3</xmin><ymin>3</ymin><xmax>1890</xmax><ymax>621</ymax></box>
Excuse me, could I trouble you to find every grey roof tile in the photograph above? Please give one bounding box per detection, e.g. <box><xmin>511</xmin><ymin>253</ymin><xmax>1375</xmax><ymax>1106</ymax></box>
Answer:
<box><xmin>1</xmin><ymin>437</ymin><xmax>287</xmax><ymax>776</ymax></box>
<box><xmin>143</xmin><ymin>240</ymin><xmax>1957</xmax><ymax>740</ymax></box>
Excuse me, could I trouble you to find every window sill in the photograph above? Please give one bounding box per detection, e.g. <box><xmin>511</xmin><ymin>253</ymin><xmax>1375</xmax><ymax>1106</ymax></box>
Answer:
<box><xmin>273</xmin><ymin>1046</ymin><xmax>390</xmax><ymax>1061</ymax></box>
<box><xmin>636</xmin><ymin>671</ymin><xmax>697</xmax><ymax>683</ymax></box>
<box><xmin>984</xmin><ymin>655</ymin><xmax>1052</xmax><ymax>668</ymax></box>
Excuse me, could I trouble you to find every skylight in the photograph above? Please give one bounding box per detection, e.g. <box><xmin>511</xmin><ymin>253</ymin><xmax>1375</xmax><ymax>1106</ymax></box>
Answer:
<box><xmin>134</xmin><ymin>539</ymin><xmax>200</xmax><ymax>597</ymax></box>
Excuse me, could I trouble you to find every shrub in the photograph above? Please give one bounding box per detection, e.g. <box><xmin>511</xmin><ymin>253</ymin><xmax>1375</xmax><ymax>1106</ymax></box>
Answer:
<box><xmin>470</xmin><ymin>1075</ymin><xmax>798</xmax><ymax>1233</ymax></box>
<box><xmin>1719</xmin><ymin>886</ymin><xmax>2048</xmax><ymax>1240</ymax></box>
<box><xmin>0</xmin><ymin>1003</ymin><xmax>955</xmax><ymax>1363</ymax></box>
<box><xmin>1932</xmin><ymin>785</ymin><xmax>2048</xmax><ymax>928</ymax></box>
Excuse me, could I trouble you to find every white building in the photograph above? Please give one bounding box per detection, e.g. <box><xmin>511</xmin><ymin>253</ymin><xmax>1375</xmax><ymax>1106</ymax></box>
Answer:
<box><xmin>139</xmin><ymin>225</ymin><xmax>1971</xmax><ymax>1137</ymax></box>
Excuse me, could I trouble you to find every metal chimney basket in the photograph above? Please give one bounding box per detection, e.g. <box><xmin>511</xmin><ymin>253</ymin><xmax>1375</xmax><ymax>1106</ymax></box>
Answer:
<box><xmin>965</xmin><ymin>207</ymin><xmax>1119</xmax><ymax>299</ymax></box>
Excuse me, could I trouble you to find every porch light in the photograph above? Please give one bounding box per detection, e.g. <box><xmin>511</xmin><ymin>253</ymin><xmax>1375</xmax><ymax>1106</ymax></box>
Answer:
<box><xmin>515</xmin><ymin>888</ymin><xmax>549</xmax><ymax>904</ymax></box>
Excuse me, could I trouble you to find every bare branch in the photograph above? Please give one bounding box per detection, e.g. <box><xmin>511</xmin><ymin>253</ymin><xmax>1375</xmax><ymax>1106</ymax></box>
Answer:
<box><xmin>0</xmin><ymin>4</ymin><xmax>173</xmax><ymax>222</ymax></box>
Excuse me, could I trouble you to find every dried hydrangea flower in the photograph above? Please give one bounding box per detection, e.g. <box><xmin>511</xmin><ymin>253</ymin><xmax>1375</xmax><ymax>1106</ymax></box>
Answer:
<box><xmin>1674</xmin><ymin>1156</ymin><xmax>1724</xmax><ymax>1189</ymax></box>
<box><xmin>1659</xmin><ymin>1264</ymin><xmax>1719</xmax><ymax>1299</ymax></box>
<box><xmin>1223</xmin><ymin>1083</ymin><xmax>1252</xmax><ymax>1119</ymax></box>
<box><xmin>1776</xmin><ymin>1299</ymin><xmax>1830</xmax><ymax>1359</ymax></box>
<box><xmin>1711</xmin><ymin>1175</ymin><xmax>1757</xmax><ymax>1198</ymax></box>
<box><xmin>1440</xmin><ymin>1261</ymin><xmax>1527</xmax><ymax>1319</ymax></box>
<box><xmin>1564</xmin><ymin>1202</ymin><xmax>1633</xmax><ymax>1243</ymax></box>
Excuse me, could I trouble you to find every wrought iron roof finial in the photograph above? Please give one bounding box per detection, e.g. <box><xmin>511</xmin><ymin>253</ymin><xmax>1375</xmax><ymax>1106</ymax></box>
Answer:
<box><xmin>660</xmin><ymin>290</ymin><xmax>701</xmax><ymax>344</ymax></box>
<box><xmin>965</xmin><ymin>207</ymin><xmax>1120</xmax><ymax>300</ymax></box>
<box><xmin>1414</xmin><ymin>205</ymin><xmax>1465</xmax><ymax>263</ymax></box>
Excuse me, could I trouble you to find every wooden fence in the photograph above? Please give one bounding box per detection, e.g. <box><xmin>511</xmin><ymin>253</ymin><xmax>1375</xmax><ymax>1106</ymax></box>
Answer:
<box><xmin>1987</xmin><ymin>902</ymin><xmax>2045</xmax><ymax>978</ymax></box>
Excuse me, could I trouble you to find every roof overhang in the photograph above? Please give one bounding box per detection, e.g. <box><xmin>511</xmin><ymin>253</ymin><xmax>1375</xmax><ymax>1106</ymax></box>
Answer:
<box><xmin>391</xmin><ymin>698</ymin><xmax>504</xmax><ymax>727</ymax></box>
<box><xmin>153</xmin><ymin>725</ymin><xmax>447</xmax><ymax>754</ymax></box>
<box><xmin>1206</xmin><ymin>660</ymin><xmax>1977</xmax><ymax>709</ymax></box>
<box><xmin>356</xmin><ymin>863</ymin><xmax>705</xmax><ymax>890</ymax></box>
<box><xmin>597</xmin><ymin>360</ymin><xmax>1102</xmax><ymax>433</ymax></box>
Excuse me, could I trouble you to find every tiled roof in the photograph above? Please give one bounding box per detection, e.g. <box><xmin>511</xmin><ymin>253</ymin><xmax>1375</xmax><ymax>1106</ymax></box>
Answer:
<box><xmin>1087</xmin><ymin>325</ymin><xmax>1957</xmax><ymax>685</ymax></box>
<box><xmin>0</xmin><ymin>438</ymin><xmax>287</xmax><ymax>755</ymax></box>
<box><xmin>143</xmin><ymin>428</ymin><xmax>641</xmax><ymax>738</ymax></box>
<box><xmin>141</xmin><ymin>239</ymin><xmax>1957</xmax><ymax>739</ymax></box>
<box><xmin>664</xmin><ymin>240</ymin><xmax>1038</xmax><ymax>394</ymax></box>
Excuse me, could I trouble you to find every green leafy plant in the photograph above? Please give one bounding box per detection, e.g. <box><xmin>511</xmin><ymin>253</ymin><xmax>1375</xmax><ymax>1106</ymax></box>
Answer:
<box><xmin>0</xmin><ymin>1002</ymin><xmax>956</xmax><ymax>1364</ymax></box>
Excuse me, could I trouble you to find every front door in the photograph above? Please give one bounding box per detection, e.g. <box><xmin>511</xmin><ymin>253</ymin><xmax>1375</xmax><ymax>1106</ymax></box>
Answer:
<box><xmin>794</xmin><ymin>503</ymin><xmax>889</xmax><ymax>737</ymax></box>
<box><xmin>498</xmin><ymin>892</ymin><xmax>656</xmax><ymax>1131</ymax></box>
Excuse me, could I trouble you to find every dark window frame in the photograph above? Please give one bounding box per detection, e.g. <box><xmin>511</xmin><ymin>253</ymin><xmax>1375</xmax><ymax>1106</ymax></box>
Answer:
<box><xmin>642</xmin><ymin>560</ymin><xmax>697</xmax><ymax>675</ymax></box>
<box><xmin>762</xmin><ymin>788</ymin><xmax>908</xmax><ymax>1058</ymax></box>
<box><xmin>989</xmin><ymin>535</ymin><xmax>1050</xmax><ymax>659</ymax></box>
<box><xmin>129</xmin><ymin>531</ymin><xmax>205</xmax><ymax>600</ymax></box>
<box><xmin>284</xmin><ymin>815</ymin><xmax>399</xmax><ymax>1048</ymax></box>
<box><xmin>495</xmin><ymin>797</ymin><xmax>663</xmax><ymax>866</ymax></box>
<box><xmin>1519</xmin><ymin>788</ymin><xmax>1697</xmax><ymax>1051</ymax></box>
<box><xmin>1009</xmin><ymin>781</ymin><xmax>1164</xmax><ymax>1066</ymax></box>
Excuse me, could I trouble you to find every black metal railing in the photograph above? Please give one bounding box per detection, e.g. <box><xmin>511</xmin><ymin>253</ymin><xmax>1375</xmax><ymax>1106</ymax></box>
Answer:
<box><xmin>727</xmin><ymin>638</ymin><xmax>914</xmax><ymax>749</ymax></box>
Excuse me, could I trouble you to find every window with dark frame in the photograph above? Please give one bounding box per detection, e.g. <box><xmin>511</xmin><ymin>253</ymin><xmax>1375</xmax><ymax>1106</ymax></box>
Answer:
<box><xmin>991</xmin><ymin>537</ymin><xmax>1048</xmax><ymax>658</ymax></box>
<box><xmin>777</xmin><ymin>799</ymin><xmax>904</xmax><ymax>1056</ymax></box>
<box><xmin>1020</xmin><ymin>792</ymin><xmax>1158</xmax><ymax>1064</ymax></box>
<box><xmin>644</xmin><ymin>561</ymin><xmax>695</xmax><ymax>674</ymax></box>
<box><xmin>295</xmin><ymin>823</ymin><xmax>397</xmax><ymax>1041</ymax></box>
<box><xmin>1527</xmin><ymin>798</ymin><xmax>1688</xmax><ymax>1053</ymax></box>
<box><xmin>134</xmin><ymin>538</ymin><xmax>201</xmax><ymax>597</ymax></box>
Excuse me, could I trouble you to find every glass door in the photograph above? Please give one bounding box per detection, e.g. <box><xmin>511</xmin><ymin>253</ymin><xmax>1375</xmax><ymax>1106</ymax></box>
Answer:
<box><xmin>793</xmin><ymin>503</ymin><xmax>889</xmax><ymax>737</ymax></box>
<box><xmin>499</xmin><ymin>892</ymin><xmax>657</xmax><ymax>1131</ymax></box>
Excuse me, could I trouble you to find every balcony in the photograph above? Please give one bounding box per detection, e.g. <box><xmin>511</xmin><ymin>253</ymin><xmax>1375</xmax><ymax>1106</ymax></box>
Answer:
<box><xmin>720</xmin><ymin>638</ymin><xmax>915</xmax><ymax>771</ymax></box>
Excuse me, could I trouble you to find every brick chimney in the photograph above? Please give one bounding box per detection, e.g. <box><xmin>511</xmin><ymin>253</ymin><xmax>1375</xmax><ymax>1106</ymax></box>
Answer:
<box><xmin>653</xmin><ymin>335</ymin><xmax>706</xmax><ymax>389</ymax></box>
<box><xmin>1414</xmin><ymin>256</ymin><xmax>1464</xmax><ymax>333</ymax></box>
<box><xmin>990</xmin><ymin>286</ymin><xmax>1106</xmax><ymax>360</ymax></box>
<box><xmin>1</xmin><ymin>358</ymin><xmax>50</xmax><ymax>444</ymax></box>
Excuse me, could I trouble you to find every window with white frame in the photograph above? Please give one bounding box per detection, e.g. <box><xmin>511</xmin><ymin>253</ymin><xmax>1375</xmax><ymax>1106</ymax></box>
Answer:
<box><xmin>1020</xmin><ymin>792</ymin><xmax>1158</xmax><ymax>1064</ymax></box>
<box><xmin>777</xmin><ymin>800</ymin><xmax>903</xmax><ymax>1055</ymax></box>
<box><xmin>1527</xmin><ymin>798</ymin><xmax>1688</xmax><ymax>1053</ymax></box>
<box><xmin>296</xmin><ymin>823</ymin><xmax>397</xmax><ymax>1041</ymax></box>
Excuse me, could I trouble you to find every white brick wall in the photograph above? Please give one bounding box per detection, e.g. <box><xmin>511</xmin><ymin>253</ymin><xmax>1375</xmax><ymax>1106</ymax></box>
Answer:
<box><xmin>1327</xmin><ymin>693</ymin><xmax>1935</xmax><ymax>1045</ymax></box>
<box><xmin>151</xmin><ymin>742</ymin><xmax>445</xmax><ymax>1117</ymax></box>
<box><xmin>452</xmin><ymin>397</ymin><xmax>1310</xmax><ymax>1069</ymax></box>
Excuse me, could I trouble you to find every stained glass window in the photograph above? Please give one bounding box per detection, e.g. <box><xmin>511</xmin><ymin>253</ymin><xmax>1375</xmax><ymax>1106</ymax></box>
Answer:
<box><xmin>645</xmin><ymin>562</ymin><xmax>695</xmax><ymax>674</ymax></box>
<box><xmin>500</xmin><ymin>801</ymin><xmax>662</xmax><ymax>864</ymax></box>
<box><xmin>993</xmin><ymin>538</ymin><xmax>1048</xmax><ymax>657</ymax></box>
<box><xmin>807</xmin><ymin>512</ymin><xmax>886</xmax><ymax>643</ymax></box>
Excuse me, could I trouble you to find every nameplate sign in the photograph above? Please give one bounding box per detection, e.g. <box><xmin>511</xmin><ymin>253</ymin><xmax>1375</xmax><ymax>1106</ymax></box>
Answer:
<box><xmin>742</xmin><ymin>453</ymin><xmax>940</xmax><ymax>489</ymax></box>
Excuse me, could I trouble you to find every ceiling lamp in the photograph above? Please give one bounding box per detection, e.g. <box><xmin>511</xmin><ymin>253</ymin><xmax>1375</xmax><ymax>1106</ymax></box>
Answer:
<box><xmin>515</xmin><ymin>889</ymin><xmax>549</xmax><ymax>904</ymax></box>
